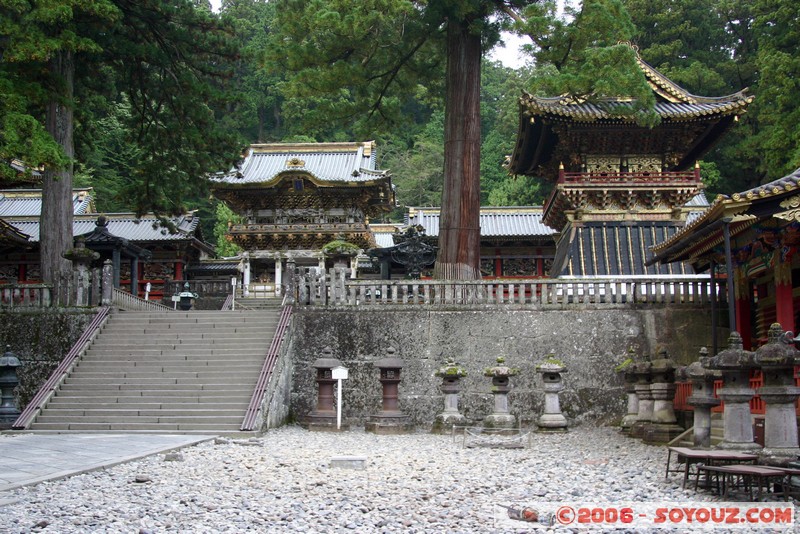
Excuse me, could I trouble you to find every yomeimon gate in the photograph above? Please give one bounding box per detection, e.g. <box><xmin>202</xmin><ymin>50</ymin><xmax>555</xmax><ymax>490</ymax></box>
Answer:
<box><xmin>507</xmin><ymin>44</ymin><xmax>753</xmax><ymax>278</ymax></box>
<box><xmin>210</xmin><ymin>142</ymin><xmax>395</xmax><ymax>292</ymax></box>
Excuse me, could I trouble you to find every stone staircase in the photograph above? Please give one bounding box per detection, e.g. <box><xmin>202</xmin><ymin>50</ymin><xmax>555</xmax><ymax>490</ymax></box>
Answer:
<box><xmin>235</xmin><ymin>296</ymin><xmax>283</xmax><ymax>310</ymax></box>
<box><xmin>29</xmin><ymin>308</ymin><xmax>281</xmax><ymax>433</ymax></box>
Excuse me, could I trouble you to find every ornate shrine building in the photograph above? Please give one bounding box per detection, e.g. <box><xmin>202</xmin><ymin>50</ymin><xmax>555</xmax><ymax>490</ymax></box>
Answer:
<box><xmin>210</xmin><ymin>142</ymin><xmax>394</xmax><ymax>292</ymax></box>
<box><xmin>0</xmin><ymin>188</ymin><xmax>213</xmax><ymax>301</ymax></box>
<box><xmin>506</xmin><ymin>45</ymin><xmax>753</xmax><ymax>278</ymax></box>
<box><xmin>651</xmin><ymin>169</ymin><xmax>800</xmax><ymax>349</ymax></box>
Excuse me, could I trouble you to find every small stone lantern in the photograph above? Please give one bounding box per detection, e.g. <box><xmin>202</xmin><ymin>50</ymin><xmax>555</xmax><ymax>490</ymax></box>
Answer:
<box><xmin>644</xmin><ymin>348</ymin><xmax>684</xmax><ymax>444</ymax></box>
<box><xmin>432</xmin><ymin>356</ymin><xmax>468</xmax><ymax>433</ymax></box>
<box><xmin>536</xmin><ymin>356</ymin><xmax>568</xmax><ymax>432</ymax></box>
<box><xmin>366</xmin><ymin>347</ymin><xmax>411</xmax><ymax>434</ymax></box>
<box><xmin>685</xmin><ymin>348</ymin><xmax>721</xmax><ymax>449</ymax></box>
<box><xmin>753</xmin><ymin>323</ymin><xmax>800</xmax><ymax>465</ymax></box>
<box><xmin>305</xmin><ymin>347</ymin><xmax>345</xmax><ymax>431</ymax></box>
<box><xmin>483</xmin><ymin>357</ymin><xmax>519</xmax><ymax>429</ymax></box>
<box><xmin>178</xmin><ymin>282</ymin><xmax>198</xmax><ymax>311</ymax></box>
<box><xmin>615</xmin><ymin>349</ymin><xmax>639</xmax><ymax>434</ymax></box>
<box><xmin>0</xmin><ymin>346</ymin><xmax>21</xmax><ymax>429</ymax></box>
<box><xmin>704</xmin><ymin>332</ymin><xmax>760</xmax><ymax>451</ymax></box>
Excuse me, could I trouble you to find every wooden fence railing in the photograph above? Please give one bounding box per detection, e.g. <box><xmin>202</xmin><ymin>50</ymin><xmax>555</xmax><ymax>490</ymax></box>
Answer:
<box><xmin>296</xmin><ymin>272</ymin><xmax>725</xmax><ymax>307</ymax></box>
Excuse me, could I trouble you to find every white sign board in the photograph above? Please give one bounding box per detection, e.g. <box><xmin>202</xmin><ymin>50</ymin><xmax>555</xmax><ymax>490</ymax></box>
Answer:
<box><xmin>332</xmin><ymin>366</ymin><xmax>349</xmax><ymax>380</ymax></box>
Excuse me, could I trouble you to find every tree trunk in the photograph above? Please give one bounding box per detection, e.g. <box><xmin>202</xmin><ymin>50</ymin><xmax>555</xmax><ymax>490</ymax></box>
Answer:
<box><xmin>40</xmin><ymin>50</ymin><xmax>75</xmax><ymax>286</ymax></box>
<box><xmin>433</xmin><ymin>19</ymin><xmax>482</xmax><ymax>280</ymax></box>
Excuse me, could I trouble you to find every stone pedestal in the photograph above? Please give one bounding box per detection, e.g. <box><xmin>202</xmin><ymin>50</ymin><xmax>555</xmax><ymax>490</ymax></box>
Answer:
<box><xmin>536</xmin><ymin>358</ymin><xmax>568</xmax><ymax>432</ymax></box>
<box><xmin>705</xmin><ymin>332</ymin><xmax>761</xmax><ymax>452</ymax></box>
<box><xmin>616</xmin><ymin>351</ymin><xmax>638</xmax><ymax>434</ymax></box>
<box><xmin>685</xmin><ymin>350</ymin><xmax>721</xmax><ymax>449</ymax></box>
<box><xmin>304</xmin><ymin>347</ymin><xmax>347</xmax><ymax>431</ymax></box>
<box><xmin>483</xmin><ymin>357</ymin><xmax>519</xmax><ymax>429</ymax></box>
<box><xmin>366</xmin><ymin>348</ymin><xmax>412</xmax><ymax>434</ymax></box>
<box><xmin>432</xmin><ymin>357</ymin><xmax>468</xmax><ymax>433</ymax></box>
<box><xmin>630</xmin><ymin>356</ymin><xmax>653</xmax><ymax>439</ymax></box>
<box><xmin>644</xmin><ymin>349</ymin><xmax>684</xmax><ymax>444</ymax></box>
<box><xmin>0</xmin><ymin>346</ymin><xmax>21</xmax><ymax>429</ymax></box>
<box><xmin>754</xmin><ymin>324</ymin><xmax>800</xmax><ymax>465</ymax></box>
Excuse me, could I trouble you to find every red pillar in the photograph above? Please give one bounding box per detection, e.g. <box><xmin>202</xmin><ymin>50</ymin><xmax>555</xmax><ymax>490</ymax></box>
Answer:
<box><xmin>734</xmin><ymin>268</ymin><xmax>753</xmax><ymax>350</ymax></box>
<box><xmin>175</xmin><ymin>261</ymin><xmax>183</xmax><ymax>281</ymax></box>
<box><xmin>775</xmin><ymin>259</ymin><xmax>795</xmax><ymax>333</ymax></box>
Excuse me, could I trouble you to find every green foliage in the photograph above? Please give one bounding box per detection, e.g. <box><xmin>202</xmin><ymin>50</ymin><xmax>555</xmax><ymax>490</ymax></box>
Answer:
<box><xmin>321</xmin><ymin>240</ymin><xmax>361</xmax><ymax>256</ymax></box>
<box><xmin>213</xmin><ymin>201</ymin><xmax>243</xmax><ymax>257</ymax></box>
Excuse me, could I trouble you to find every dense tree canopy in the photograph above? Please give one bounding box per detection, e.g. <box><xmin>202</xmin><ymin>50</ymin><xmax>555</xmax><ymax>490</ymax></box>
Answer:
<box><xmin>3</xmin><ymin>0</ymin><xmax>800</xmax><ymax>282</ymax></box>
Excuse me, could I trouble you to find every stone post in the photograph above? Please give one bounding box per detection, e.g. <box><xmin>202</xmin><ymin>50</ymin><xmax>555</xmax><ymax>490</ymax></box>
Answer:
<box><xmin>366</xmin><ymin>347</ymin><xmax>411</xmax><ymax>434</ymax></box>
<box><xmin>686</xmin><ymin>349</ymin><xmax>721</xmax><ymax>449</ymax></box>
<box><xmin>704</xmin><ymin>332</ymin><xmax>761</xmax><ymax>452</ymax></box>
<box><xmin>101</xmin><ymin>259</ymin><xmax>113</xmax><ymax>306</ymax></box>
<box><xmin>432</xmin><ymin>357</ymin><xmax>468</xmax><ymax>433</ymax></box>
<box><xmin>284</xmin><ymin>257</ymin><xmax>296</xmax><ymax>304</ymax></box>
<box><xmin>0</xmin><ymin>346</ymin><xmax>21</xmax><ymax>429</ymax></box>
<box><xmin>615</xmin><ymin>349</ymin><xmax>639</xmax><ymax>434</ymax></box>
<box><xmin>644</xmin><ymin>348</ymin><xmax>684</xmax><ymax>444</ymax></box>
<box><xmin>242</xmin><ymin>252</ymin><xmax>251</xmax><ymax>297</ymax></box>
<box><xmin>535</xmin><ymin>357</ymin><xmax>568</xmax><ymax>432</ymax></box>
<box><xmin>754</xmin><ymin>323</ymin><xmax>800</xmax><ymax>465</ymax></box>
<box><xmin>631</xmin><ymin>354</ymin><xmax>653</xmax><ymax>439</ymax></box>
<box><xmin>483</xmin><ymin>357</ymin><xmax>519</xmax><ymax>429</ymax></box>
<box><xmin>304</xmin><ymin>347</ymin><xmax>345</xmax><ymax>431</ymax></box>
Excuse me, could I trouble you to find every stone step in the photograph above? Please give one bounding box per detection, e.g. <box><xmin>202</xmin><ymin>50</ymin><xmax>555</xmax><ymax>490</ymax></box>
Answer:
<box><xmin>83</xmin><ymin>349</ymin><xmax>268</xmax><ymax>359</ymax></box>
<box><xmin>92</xmin><ymin>332</ymin><xmax>276</xmax><ymax>343</ymax></box>
<box><xmin>56</xmin><ymin>383</ymin><xmax>256</xmax><ymax>393</ymax></box>
<box><xmin>75</xmin><ymin>361</ymin><xmax>264</xmax><ymax>371</ymax></box>
<box><xmin>69</xmin><ymin>370</ymin><xmax>259</xmax><ymax>380</ymax></box>
<box><xmin>34</xmin><ymin>414</ymin><xmax>244</xmax><ymax>424</ymax></box>
<box><xmin>63</xmin><ymin>372</ymin><xmax>258</xmax><ymax>387</ymax></box>
<box><xmin>47</xmin><ymin>396</ymin><xmax>250</xmax><ymax>406</ymax></box>
<box><xmin>37</xmin><ymin>408</ymin><xmax>246</xmax><ymax>418</ymax></box>
<box><xmin>104</xmin><ymin>314</ymin><xmax>279</xmax><ymax>324</ymax></box>
<box><xmin>29</xmin><ymin>422</ymin><xmax>245</xmax><ymax>432</ymax></box>
<box><xmin>39</xmin><ymin>401</ymin><xmax>247</xmax><ymax>417</ymax></box>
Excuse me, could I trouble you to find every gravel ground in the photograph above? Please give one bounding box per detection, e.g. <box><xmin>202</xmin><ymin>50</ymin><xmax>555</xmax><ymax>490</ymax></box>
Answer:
<box><xmin>0</xmin><ymin>425</ymin><xmax>796</xmax><ymax>533</ymax></box>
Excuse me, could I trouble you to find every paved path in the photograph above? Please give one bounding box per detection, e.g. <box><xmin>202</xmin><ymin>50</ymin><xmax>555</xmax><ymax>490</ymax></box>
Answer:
<box><xmin>0</xmin><ymin>433</ymin><xmax>214</xmax><ymax>493</ymax></box>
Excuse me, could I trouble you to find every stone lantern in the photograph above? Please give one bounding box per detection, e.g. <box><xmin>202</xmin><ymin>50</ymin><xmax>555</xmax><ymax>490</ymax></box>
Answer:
<box><xmin>483</xmin><ymin>357</ymin><xmax>519</xmax><ymax>429</ymax></box>
<box><xmin>63</xmin><ymin>237</ymin><xmax>100</xmax><ymax>306</ymax></box>
<box><xmin>685</xmin><ymin>348</ymin><xmax>721</xmax><ymax>449</ymax></box>
<box><xmin>0</xmin><ymin>346</ymin><xmax>21</xmax><ymax>429</ymax></box>
<box><xmin>615</xmin><ymin>348</ymin><xmax>639</xmax><ymax>434</ymax></box>
<box><xmin>535</xmin><ymin>356</ymin><xmax>568</xmax><ymax>432</ymax></box>
<box><xmin>305</xmin><ymin>347</ymin><xmax>344</xmax><ymax>431</ymax></box>
<box><xmin>366</xmin><ymin>347</ymin><xmax>411</xmax><ymax>434</ymax></box>
<box><xmin>703</xmin><ymin>332</ymin><xmax>760</xmax><ymax>451</ymax></box>
<box><xmin>178</xmin><ymin>282</ymin><xmax>198</xmax><ymax>311</ymax></box>
<box><xmin>630</xmin><ymin>353</ymin><xmax>653</xmax><ymax>439</ymax></box>
<box><xmin>644</xmin><ymin>348</ymin><xmax>684</xmax><ymax>444</ymax></box>
<box><xmin>432</xmin><ymin>356</ymin><xmax>468</xmax><ymax>433</ymax></box>
<box><xmin>753</xmin><ymin>323</ymin><xmax>800</xmax><ymax>465</ymax></box>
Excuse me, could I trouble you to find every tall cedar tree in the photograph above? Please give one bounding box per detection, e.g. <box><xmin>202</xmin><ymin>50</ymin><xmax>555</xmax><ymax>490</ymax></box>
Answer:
<box><xmin>0</xmin><ymin>1</ymin><xmax>242</xmax><ymax>285</ymax></box>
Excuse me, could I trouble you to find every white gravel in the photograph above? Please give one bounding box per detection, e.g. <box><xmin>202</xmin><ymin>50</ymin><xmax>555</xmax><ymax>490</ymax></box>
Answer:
<box><xmin>0</xmin><ymin>425</ymin><xmax>796</xmax><ymax>533</ymax></box>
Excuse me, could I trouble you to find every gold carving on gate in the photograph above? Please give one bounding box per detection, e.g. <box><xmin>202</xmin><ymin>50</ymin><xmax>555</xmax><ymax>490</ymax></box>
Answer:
<box><xmin>286</xmin><ymin>157</ymin><xmax>305</xmax><ymax>167</ymax></box>
<box><xmin>626</xmin><ymin>156</ymin><xmax>662</xmax><ymax>173</ymax></box>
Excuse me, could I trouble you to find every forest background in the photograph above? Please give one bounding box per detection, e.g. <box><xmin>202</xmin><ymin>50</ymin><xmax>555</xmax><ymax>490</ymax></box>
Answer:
<box><xmin>2</xmin><ymin>0</ymin><xmax>798</xmax><ymax>259</ymax></box>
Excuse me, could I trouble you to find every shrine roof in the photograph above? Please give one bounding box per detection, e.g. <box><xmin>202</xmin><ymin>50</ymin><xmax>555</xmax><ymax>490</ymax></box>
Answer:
<box><xmin>5</xmin><ymin>212</ymin><xmax>202</xmax><ymax>245</ymax></box>
<box><xmin>406</xmin><ymin>206</ymin><xmax>556</xmax><ymax>237</ymax></box>
<box><xmin>0</xmin><ymin>188</ymin><xmax>95</xmax><ymax>217</ymax></box>
<box><xmin>554</xmin><ymin>221</ymin><xmax>695</xmax><ymax>277</ymax></box>
<box><xmin>649</xmin><ymin>168</ymin><xmax>800</xmax><ymax>267</ymax></box>
<box><xmin>211</xmin><ymin>141</ymin><xmax>389</xmax><ymax>186</ymax></box>
<box><xmin>369</xmin><ymin>223</ymin><xmax>404</xmax><ymax>248</ymax></box>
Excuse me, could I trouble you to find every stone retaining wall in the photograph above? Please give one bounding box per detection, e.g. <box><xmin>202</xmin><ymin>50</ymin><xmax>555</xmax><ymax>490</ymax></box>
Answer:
<box><xmin>289</xmin><ymin>306</ymin><xmax>723</xmax><ymax>428</ymax></box>
<box><xmin>0</xmin><ymin>309</ymin><xmax>97</xmax><ymax>409</ymax></box>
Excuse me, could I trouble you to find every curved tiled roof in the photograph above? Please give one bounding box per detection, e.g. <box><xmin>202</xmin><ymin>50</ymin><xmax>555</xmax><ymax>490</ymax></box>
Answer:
<box><xmin>7</xmin><ymin>213</ymin><xmax>200</xmax><ymax>243</ymax></box>
<box><xmin>406</xmin><ymin>207</ymin><xmax>556</xmax><ymax>237</ymax></box>
<box><xmin>211</xmin><ymin>141</ymin><xmax>389</xmax><ymax>186</ymax></box>
<box><xmin>0</xmin><ymin>188</ymin><xmax>94</xmax><ymax>217</ymax></box>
